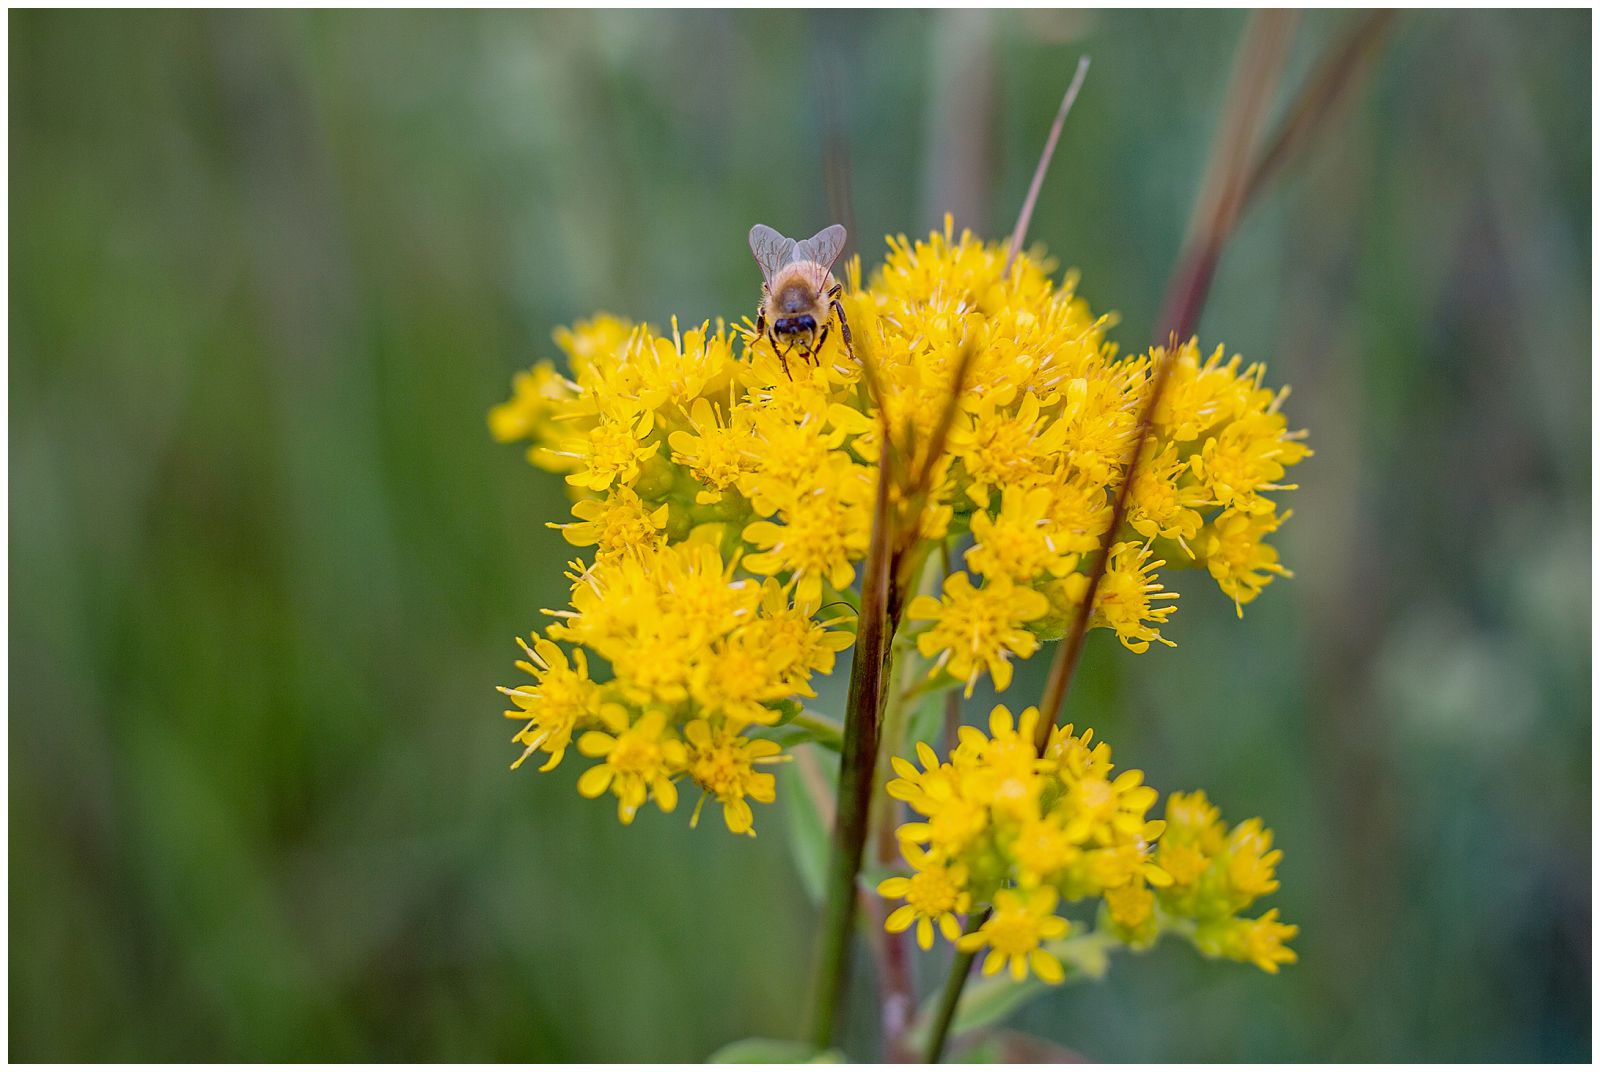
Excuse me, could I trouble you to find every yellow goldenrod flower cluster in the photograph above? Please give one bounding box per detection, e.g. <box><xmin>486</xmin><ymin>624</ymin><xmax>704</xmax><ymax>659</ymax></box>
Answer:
<box><xmin>877</xmin><ymin>705</ymin><xmax>1297</xmax><ymax>981</ymax></box>
<box><xmin>498</xmin><ymin>546</ymin><xmax>851</xmax><ymax>834</ymax></box>
<box><xmin>491</xmin><ymin>219</ymin><xmax>1308</xmax><ymax>831</ymax></box>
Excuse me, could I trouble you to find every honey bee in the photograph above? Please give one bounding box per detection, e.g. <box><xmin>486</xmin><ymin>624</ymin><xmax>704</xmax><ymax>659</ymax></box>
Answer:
<box><xmin>748</xmin><ymin>223</ymin><xmax>854</xmax><ymax>376</ymax></box>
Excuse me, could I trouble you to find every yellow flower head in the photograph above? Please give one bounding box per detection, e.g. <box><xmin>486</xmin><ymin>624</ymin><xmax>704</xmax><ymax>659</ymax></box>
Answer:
<box><xmin>1089</xmin><ymin>541</ymin><xmax>1179</xmax><ymax>653</ymax></box>
<box><xmin>683</xmin><ymin>719</ymin><xmax>788</xmax><ymax>836</ymax></box>
<box><xmin>689</xmin><ymin>631</ymin><xmax>796</xmax><ymax>727</ymax></box>
<box><xmin>1151</xmin><ymin>339</ymin><xmax>1246</xmax><ymax>442</ymax></box>
<box><xmin>1037</xmin><ymin>469</ymin><xmax>1111</xmax><ymax>555</ymax></box>
<box><xmin>742</xmin><ymin>579</ymin><xmax>856</xmax><ymax>690</ymax></box>
<box><xmin>1104</xmin><ymin>880</ymin><xmax>1157</xmax><ymax>931</ymax></box>
<box><xmin>892</xmin><ymin>750</ymin><xmax>992</xmax><ymax>860</ymax></box>
<box><xmin>1056</xmin><ymin>367</ymin><xmax>1142</xmax><ymax>486</ymax></box>
<box><xmin>667</xmin><ymin>396</ymin><xmax>754</xmax><ymax>503</ymax></box>
<box><xmin>1011</xmin><ymin>813</ymin><xmax>1082</xmax><ymax>887</ymax></box>
<box><xmin>954</xmin><ymin>704</ymin><xmax>1049</xmax><ymax>816</ymax></box>
<box><xmin>1234</xmin><ymin>909</ymin><xmax>1300</xmax><ymax>973</ymax></box>
<box><xmin>1045</xmin><ymin>722</ymin><xmax>1115</xmax><ymax>783</ymax></box>
<box><xmin>551</xmin><ymin>542</ymin><xmax>758</xmax><ymax>701</ymax></box>
<box><xmin>1199</xmin><ymin>908</ymin><xmax>1300</xmax><ymax>974</ymax></box>
<box><xmin>1063</xmin><ymin>767</ymin><xmax>1162</xmax><ymax>846</ymax></box>
<box><xmin>1202</xmin><ymin>507</ymin><xmax>1293</xmax><ymax>615</ymax></box>
<box><xmin>886</xmin><ymin>740</ymin><xmax>961</xmax><ymax>814</ymax></box>
<box><xmin>908</xmin><ymin>572</ymin><xmax>1050</xmax><ymax>695</ymax></box>
<box><xmin>736</xmin><ymin>402</ymin><xmax>849</xmax><ymax>518</ymax></box>
<box><xmin>627</xmin><ymin>320</ymin><xmax>738</xmax><ymax>412</ymax></box>
<box><xmin>1128</xmin><ymin>440</ymin><xmax>1210</xmax><ymax>553</ymax></box>
<box><xmin>556</xmin><ymin>404</ymin><xmax>658</xmax><ymax>492</ymax></box>
<box><xmin>576</xmin><ymin>709</ymin><xmax>687</xmax><ymax>824</ymax></box>
<box><xmin>1155</xmin><ymin>789</ymin><xmax>1228</xmax><ymax>893</ymax></box>
<box><xmin>741</xmin><ymin>462</ymin><xmax>873</xmax><ymax>606</ymax></box>
<box><xmin>958</xmin><ymin>886</ymin><xmax>1071</xmax><ymax>983</ymax></box>
<box><xmin>949</xmin><ymin>391</ymin><xmax>1068</xmax><ymax>510</ymax></box>
<box><xmin>1223</xmin><ymin>818</ymin><xmax>1283</xmax><ymax>904</ymax></box>
<box><xmin>1195</xmin><ymin>410</ymin><xmax>1308</xmax><ymax>516</ymax></box>
<box><xmin>499</xmin><ymin>635</ymin><xmax>601</xmax><ymax>772</ymax></box>
<box><xmin>554</xmin><ymin>486</ymin><xmax>669</xmax><ymax>559</ymax></box>
<box><xmin>878</xmin><ymin>844</ymin><xmax>972</xmax><ymax>950</ymax></box>
<box><xmin>966</xmin><ymin>485</ymin><xmax>1078</xmax><ymax>582</ymax></box>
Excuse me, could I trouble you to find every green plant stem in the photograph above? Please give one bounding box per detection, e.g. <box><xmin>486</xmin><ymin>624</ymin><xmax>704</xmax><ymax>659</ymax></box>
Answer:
<box><xmin>809</xmin><ymin>453</ymin><xmax>898</xmax><ymax>1050</ymax></box>
<box><xmin>923</xmin><ymin>911</ymin><xmax>989</xmax><ymax>1062</ymax></box>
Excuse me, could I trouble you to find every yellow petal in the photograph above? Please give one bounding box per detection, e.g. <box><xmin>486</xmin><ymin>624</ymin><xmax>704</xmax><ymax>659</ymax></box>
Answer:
<box><xmin>577</xmin><ymin>731</ymin><xmax>614</xmax><ymax>758</ymax></box>
<box><xmin>885</xmin><ymin>905</ymin><xmax>917</xmax><ymax>933</ymax></box>
<box><xmin>1030</xmin><ymin>953</ymin><xmax>1068</xmax><ymax>985</ymax></box>
<box><xmin>577</xmin><ymin>765</ymin><xmax>613</xmax><ymax>798</ymax></box>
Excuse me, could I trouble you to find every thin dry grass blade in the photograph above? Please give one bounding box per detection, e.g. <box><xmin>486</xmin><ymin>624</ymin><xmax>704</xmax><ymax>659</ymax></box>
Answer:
<box><xmin>1185</xmin><ymin>11</ymin><xmax>1298</xmax><ymax>247</ymax></box>
<box><xmin>1241</xmin><ymin>10</ymin><xmax>1396</xmax><ymax>207</ymax></box>
<box><xmin>1005</xmin><ymin>56</ymin><xmax>1092</xmax><ymax>276</ymax></box>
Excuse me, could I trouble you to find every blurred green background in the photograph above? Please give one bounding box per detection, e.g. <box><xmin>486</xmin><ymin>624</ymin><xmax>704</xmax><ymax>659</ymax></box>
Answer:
<box><xmin>10</xmin><ymin>9</ymin><xmax>1590</xmax><ymax>1062</ymax></box>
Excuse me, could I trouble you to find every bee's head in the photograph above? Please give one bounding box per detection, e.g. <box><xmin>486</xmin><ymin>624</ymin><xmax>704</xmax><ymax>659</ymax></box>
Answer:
<box><xmin>773</xmin><ymin>314</ymin><xmax>817</xmax><ymax>337</ymax></box>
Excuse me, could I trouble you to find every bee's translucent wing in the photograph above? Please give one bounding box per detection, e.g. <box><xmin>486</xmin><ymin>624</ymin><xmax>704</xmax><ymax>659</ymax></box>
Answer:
<box><xmin>795</xmin><ymin>224</ymin><xmax>847</xmax><ymax>273</ymax></box>
<box><xmin>749</xmin><ymin>224</ymin><xmax>798</xmax><ymax>286</ymax></box>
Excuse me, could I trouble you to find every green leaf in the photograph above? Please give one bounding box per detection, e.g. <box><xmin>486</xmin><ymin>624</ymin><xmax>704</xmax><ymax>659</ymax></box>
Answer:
<box><xmin>780</xmin><ymin>753</ymin><xmax>835</xmax><ymax>904</ymax></box>
<box><xmin>707</xmin><ymin>1038</ymin><xmax>843</xmax><ymax>1063</ymax></box>
<box><xmin>770</xmin><ymin>699</ymin><xmax>805</xmax><ymax>727</ymax></box>
<box><xmin>754</xmin><ymin>710</ymin><xmax>844</xmax><ymax>753</ymax></box>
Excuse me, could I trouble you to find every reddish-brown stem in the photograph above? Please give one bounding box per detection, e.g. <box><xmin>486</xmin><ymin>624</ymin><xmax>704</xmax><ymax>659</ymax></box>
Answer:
<box><xmin>870</xmin><ymin>892</ymin><xmax>916</xmax><ymax>1061</ymax></box>
<box><xmin>1034</xmin><ymin>341</ymin><xmax>1179</xmax><ymax>749</ymax></box>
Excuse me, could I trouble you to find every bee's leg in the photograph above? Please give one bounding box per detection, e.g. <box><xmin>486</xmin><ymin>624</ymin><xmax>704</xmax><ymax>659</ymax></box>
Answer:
<box><xmin>812</xmin><ymin>324</ymin><xmax>830</xmax><ymax>365</ymax></box>
<box><xmin>754</xmin><ymin>301</ymin><xmax>767</xmax><ymax>340</ymax></box>
<box><xmin>773</xmin><ymin>333</ymin><xmax>792</xmax><ymax>379</ymax></box>
<box><xmin>829</xmin><ymin>285</ymin><xmax>856</xmax><ymax>363</ymax></box>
